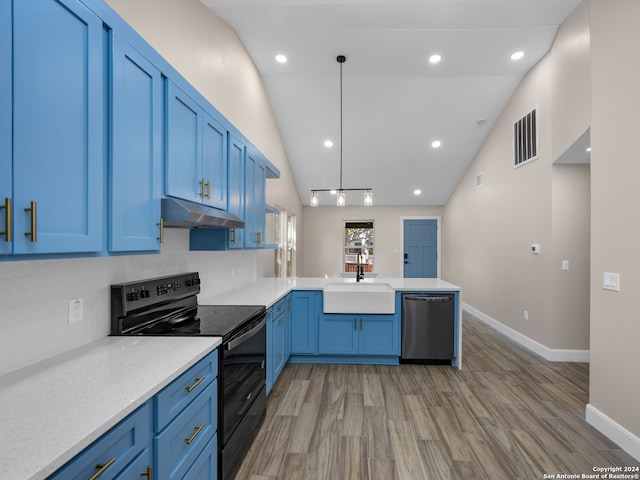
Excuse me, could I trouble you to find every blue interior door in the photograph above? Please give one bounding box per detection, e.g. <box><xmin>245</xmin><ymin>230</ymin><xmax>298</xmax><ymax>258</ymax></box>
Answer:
<box><xmin>403</xmin><ymin>219</ymin><xmax>437</xmax><ymax>278</ymax></box>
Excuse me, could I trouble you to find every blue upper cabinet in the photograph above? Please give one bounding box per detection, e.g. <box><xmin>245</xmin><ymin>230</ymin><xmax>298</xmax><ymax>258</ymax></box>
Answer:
<box><xmin>244</xmin><ymin>148</ymin><xmax>266</xmax><ymax>248</ymax></box>
<box><xmin>9</xmin><ymin>0</ymin><xmax>104</xmax><ymax>254</ymax></box>
<box><xmin>166</xmin><ymin>81</ymin><xmax>202</xmax><ymax>204</ymax></box>
<box><xmin>110</xmin><ymin>36</ymin><xmax>163</xmax><ymax>252</ymax></box>
<box><xmin>166</xmin><ymin>81</ymin><xmax>228</xmax><ymax>211</ymax></box>
<box><xmin>0</xmin><ymin>0</ymin><xmax>11</xmax><ymax>254</ymax></box>
<box><xmin>203</xmin><ymin>113</ymin><xmax>228</xmax><ymax>211</ymax></box>
<box><xmin>226</xmin><ymin>132</ymin><xmax>246</xmax><ymax>248</ymax></box>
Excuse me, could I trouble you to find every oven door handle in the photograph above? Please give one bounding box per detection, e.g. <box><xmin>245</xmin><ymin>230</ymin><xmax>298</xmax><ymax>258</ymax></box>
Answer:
<box><xmin>225</xmin><ymin>315</ymin><xmax>266</xmax><ymax>350</ymax></box>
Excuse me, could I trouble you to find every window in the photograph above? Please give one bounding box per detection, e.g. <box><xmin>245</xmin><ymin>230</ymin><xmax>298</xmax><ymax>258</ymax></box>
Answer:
<box><xmin>344</xmin><ymin>221</ymin><xmax>374</xmax><ymax>273</ymax></box>
<box><xmin>513</xmin><ymin>106</ymin><xmax>538</xmax><ymax>167</ymax></box>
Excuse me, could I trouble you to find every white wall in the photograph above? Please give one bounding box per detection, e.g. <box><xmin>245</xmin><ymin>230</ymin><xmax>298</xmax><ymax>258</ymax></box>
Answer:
<box><xmin>0</xmin><ymin>0</ymin><xmax>301</xmax><ymax>377</ymax></box>
<box><xmin>442</xmin><ymin>1</ymin><xmax>591</xmax><ymax>353</ymax></box>
<box><xmin>302</xmin><ymin>205</ymin><xmax>443</xmax><ymax>278</ymax></box>
<box><xmin>588</xmin><ymin>0</ymin><xmax>640</xmax><ymax>457</ymax></box>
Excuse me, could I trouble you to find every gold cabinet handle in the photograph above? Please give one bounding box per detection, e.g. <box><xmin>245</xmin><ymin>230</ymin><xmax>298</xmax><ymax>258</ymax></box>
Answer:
<box><xmin>88</xmin><ymin>457</ymin><xmax>116</xmax><ymax>480</ymax></box>
<box><xmin>199</xmin><ymin>179</ymin><xmax>206</xmax><ymax>199</ymax></box>
<box><xmin>185</xmin><ymin>422</ymin><xmax>205</xmax><ymax>445</ymax></box>
<box><xmin>0</xmin><ymin>197</ymin><xmax>11</xmax><ymax>242</ymax></box>
<box><xmin>156</xmin><ymin>218</ymin><xmax>164</xmax><ymax>244</ymax></box>
<box><xmin>140</xmin><ymin>465</ymin><xmax>152</xmax><ymax>479</ymax></box>
<box><xmin>229</xmin><ymin>228</ymin><xmax>236</xmax><ymax>244</ymax></box>
<box><xmin>24</xmin><ymin>201</ymin><xmax>36</xmax><ymax>242</ymax></box>
<box><xmin>256</xmin><ymin>231</ymin><xmax>261</xmax><ymax>244</ymax></box>
<box><xmin>205</xmin><ymin>180</ymin><xmax>211</xmax><ymax>200</ymax></box>
<box><xmin>185</xmin><ymin>375</ymin><xmax>206</xmax><ymax>393</ymax></box>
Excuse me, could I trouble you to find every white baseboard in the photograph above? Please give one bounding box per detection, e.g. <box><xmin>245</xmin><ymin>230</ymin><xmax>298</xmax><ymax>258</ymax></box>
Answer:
<box><xmin>586</xmin><ymin>404</ymin><xmax>640</xmax><ymax>462</ymax></box>
<box><xmin>463</xmin><ymin>303</ymin><xmax>590</xmax><ymax>363</ymax></box>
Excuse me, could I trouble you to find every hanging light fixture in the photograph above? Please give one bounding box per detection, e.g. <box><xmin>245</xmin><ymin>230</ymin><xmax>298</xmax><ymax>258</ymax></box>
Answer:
<box><xmin>310</xmin><ymin>55</ymin><xmax>372</xmax><ymax>207</ymax></box>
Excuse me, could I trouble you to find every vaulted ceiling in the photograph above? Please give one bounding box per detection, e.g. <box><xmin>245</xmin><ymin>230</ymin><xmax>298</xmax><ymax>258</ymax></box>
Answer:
<box><xmin>200</xmin><ymin>0</ymin><xmax>582</xmax><ymax>206</ymax></box>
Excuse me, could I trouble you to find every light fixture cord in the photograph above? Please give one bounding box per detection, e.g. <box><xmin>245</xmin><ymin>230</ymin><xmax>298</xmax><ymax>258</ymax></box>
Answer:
<box><xmin>339</xmin><ymin>57</ymin><xmax>343</xmax><ymax>190</ymax></box>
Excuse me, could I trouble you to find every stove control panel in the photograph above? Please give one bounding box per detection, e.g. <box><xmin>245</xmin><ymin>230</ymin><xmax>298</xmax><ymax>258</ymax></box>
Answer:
<box><xmin>111</xmin><ymin>272</ymin><xmax>201</xmax><ymax>319</ymax></box>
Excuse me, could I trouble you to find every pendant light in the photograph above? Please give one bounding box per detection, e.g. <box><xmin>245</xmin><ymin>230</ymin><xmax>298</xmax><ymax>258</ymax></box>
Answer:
<box><xmin>310</xmin><ymin>55</ymin><xmax>372</xmax><ymax>207</ymax></box>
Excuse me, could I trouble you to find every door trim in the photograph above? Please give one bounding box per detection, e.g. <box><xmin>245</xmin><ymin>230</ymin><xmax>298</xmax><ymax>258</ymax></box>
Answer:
<box><xmin>400</xmin><ymin>216</ymin><xmax>442</xmax><ymax>278</ymax></box>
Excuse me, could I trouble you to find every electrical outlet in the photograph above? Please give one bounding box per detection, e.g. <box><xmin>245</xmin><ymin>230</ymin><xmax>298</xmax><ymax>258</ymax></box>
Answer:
<box><xmin>562</xmin><ymin>260</ymin><xmax>569</xmax><ymax>271</ymax></box>
<box><xmin>68</xmin><ymin>298</ymin><xmax>84</xmax><ymax>324</ymax></box>
<box><xmin>523</xmin><ymin>310</ymin><xmax>528</xmax><ymax>321</ymax></box>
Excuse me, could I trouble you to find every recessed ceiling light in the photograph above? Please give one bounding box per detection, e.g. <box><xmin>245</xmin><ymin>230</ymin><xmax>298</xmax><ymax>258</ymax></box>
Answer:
<box><xmin>330</xmin><ymin>189</ymin><xmax>337</xmax><ymax>195</ymax></box>
<box><xmin>324</xmin><ymin>140</ymin><xmax>333</xmax><ymax>148</ymax></box>
<box><xmin>414</xmin><ymin>189</ymin><xmax>422</xmax><ymax>195</ymax></box>
<box><xmin>428</xmin><ymin>54</ymin><xmax>441</xmax><ymax>64</ymax></box>
<box><xmin>431</xmin><ymin>140</ymin><xmax>441</xmax><ymax>148</ymax></box>
<box><xmin>511</xmin><ymin>51</ymin><xmax>524</xmax><ymax>61</ymax></box>
<box><xmin>275</xmin><ymin>54</ymin><xmax>288</xmax><ymax>63</ymax></box>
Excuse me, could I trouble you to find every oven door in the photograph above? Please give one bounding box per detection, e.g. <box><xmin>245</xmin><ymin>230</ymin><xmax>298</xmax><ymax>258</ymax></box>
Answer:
<box><xmin>220</xmin><ymin>311</ymin><xmax>266</xmax><ymax>447</ymax></box>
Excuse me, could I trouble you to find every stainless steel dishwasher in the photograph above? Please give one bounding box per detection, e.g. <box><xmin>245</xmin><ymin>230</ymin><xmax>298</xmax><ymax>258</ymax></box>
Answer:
<box><xmin>401</xmin><ymin>293</ymin><xmax>455</xmax><ymax>362</ymax></box>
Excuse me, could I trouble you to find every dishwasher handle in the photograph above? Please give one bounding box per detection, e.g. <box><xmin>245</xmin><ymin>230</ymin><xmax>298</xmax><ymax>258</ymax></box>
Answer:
<box><xmin>403</xmin><ymin>294</ymin><xmax>452</xmax><ymax>302</ymax></box>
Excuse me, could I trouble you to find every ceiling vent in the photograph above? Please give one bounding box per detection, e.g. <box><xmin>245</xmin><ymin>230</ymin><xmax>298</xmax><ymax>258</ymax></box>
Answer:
<box><xmin>513</xmin><ymin>106</ymin><xmax>538</xmax><ymax>167</ymax></box>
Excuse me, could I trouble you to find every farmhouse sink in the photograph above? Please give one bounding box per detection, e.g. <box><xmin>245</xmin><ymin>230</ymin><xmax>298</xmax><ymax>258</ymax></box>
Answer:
<box><xmin>323</xmin><ymin>282</ymin><xmax>395</xmax><ymax>314</ymax></box>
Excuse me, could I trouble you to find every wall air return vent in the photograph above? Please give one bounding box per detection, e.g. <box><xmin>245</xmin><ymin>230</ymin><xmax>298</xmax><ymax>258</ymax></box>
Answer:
<box><xmin>513</xmin><ymin>106</ymin><xmax>538</xmax><ymax>167</ymax></box>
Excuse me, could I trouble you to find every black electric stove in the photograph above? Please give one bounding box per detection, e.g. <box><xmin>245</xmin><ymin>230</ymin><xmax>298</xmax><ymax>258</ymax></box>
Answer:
<box><xmin>110</xmin><ymin>272</ymin><xmax>267</xmax><ymax>480</ymax></box>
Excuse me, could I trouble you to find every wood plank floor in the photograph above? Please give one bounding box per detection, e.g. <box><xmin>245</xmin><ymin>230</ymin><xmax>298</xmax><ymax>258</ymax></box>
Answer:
<box><xmin>236</xmin><ymin>314</ymin><xmax>639</xmax><ymax>479</ymax></box>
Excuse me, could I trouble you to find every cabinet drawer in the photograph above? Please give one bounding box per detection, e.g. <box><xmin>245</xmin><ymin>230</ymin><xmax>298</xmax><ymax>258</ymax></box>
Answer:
<box><xmin>272</xmin><ymin>296</ymin><xmax>287</xmax><ymax>318</ymax></box>
<box><xmin>183</xmin><ymin>434</ymin><xmax>217</xmax><ymax>480</ymax></box>
<box><xmin>155</xmin><ymin>380</ymin><xmax>217</xmax><ymax>480</ymax></box>
<box><xmin>113</xmin><ymin>448</ymin><xmax>152</xmax><ymax>480</ymax></box>
<box><xmin>155</xmin><ymin>350</ymin><xmax>218</xmax><ymax>432</ymax></box>
<box><xmin>49</xmin><ymin>402</ymin><xmax>152</xmax><ymax>480</ymax></box>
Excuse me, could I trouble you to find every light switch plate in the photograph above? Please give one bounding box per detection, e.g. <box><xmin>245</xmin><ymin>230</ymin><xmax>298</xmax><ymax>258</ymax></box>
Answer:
<box><xmin>603</xmin><ymin>272</ymin><xmax>620</xmax><ymax>291</ymax></box>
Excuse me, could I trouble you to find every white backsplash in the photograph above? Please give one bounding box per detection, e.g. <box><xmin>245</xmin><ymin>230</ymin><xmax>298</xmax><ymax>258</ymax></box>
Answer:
<box><xmin>0</xmin><ymin>229</ymin><xmax>259</xmax><ymax>377</ymax></box>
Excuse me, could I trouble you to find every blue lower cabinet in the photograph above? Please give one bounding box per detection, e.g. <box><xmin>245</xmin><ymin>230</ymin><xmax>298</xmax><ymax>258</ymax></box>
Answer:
<box><xmin>114</xmin><ymin>449</ymin><xmax>152</xmax><ymax>480</ymax></box>
<box><xmin>155</xmin><ymin>381</ymin><xmax>217</xmax><ymax>480</ymax></box>
<box><xmin>48</xmin><ymin>402</ymin><xmax>152</xmax><ymax>480</ymax></box>
<box><xmin>267</xmin><ymin>295</ymin><xmax>290</xmax><ymax>395</ymax></box>
<box><xmin>318</xmin><ymin>313</ymin><xmax>400</xmax><ymax>357</ymax></box>
<box><xmin>290</xmin><ymin>291</ymin><xmax>321</xmax><ymax>355</ymax></box>
<box><xmin>48</xmin><ymin>349</ymin><xmax>219</xmax><ymax>480</ymax></box>
<box><xmin>183</xmin><ymin>434</ymin><xmax>218</xmax><ymax>480</ymax></box>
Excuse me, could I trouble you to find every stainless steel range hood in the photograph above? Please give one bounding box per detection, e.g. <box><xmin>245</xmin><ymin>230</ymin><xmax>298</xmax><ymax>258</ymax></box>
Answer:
<box><xmin>161</xmin><ymin>198</ymin><xmax>244</xmax><ymax>229</ymax></box>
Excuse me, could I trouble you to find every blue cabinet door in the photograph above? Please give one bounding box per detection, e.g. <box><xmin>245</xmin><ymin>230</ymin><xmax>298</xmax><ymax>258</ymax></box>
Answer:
<box><xmin>291</xmin><ymin>291</ymin><xmax>320</xmax><ymax>355</ymax></box>
<box><xmin>0</xmin><ymin>0</ymin><xmax>11</xmax><ymax>254</ymax></box>
<box><xmin>284</xmin><ymin>295</ymin><xmax>292</xmax><ymax>359</ymax></box>
<box><xmin>358</xmin><ymin>314</ymin><xmax>400</xmax><ymax>356</ymax></box>
<box><xmin>227</xmin><ymin>133</ymin><xmax>245</xmax><ymax>249</ymax></box>
<box><xmin>244</xmin><ymin>149</ymin><xmax>258</xmax><ymax>248</ymax></box>
<box><xmin>244</xmin><ymin>148</ymin><xmax>266</xmax><ymax>248</ymax></box>
<box><xmin>110</xmin><ymin>36</ymin><xmax>162</xmax><ymax>252</ymax></box>
<box><xmin>202</xmin><ymin>112</ymin><xmax>228</xmax><ymax>210</ymax></box>
<box><xmin>12</xmin><ymin>0</ymin><xmax>104</xmax><ymax>254</ymax></box>
<box><xmin>318</xmin><ymin>314</ymin><xmax>359</xmax><ymax>355</ymax></box>
<box><xmin>273</xmin><ymin>311</ymin><xmax>286</xmax><ymax>380</ymax></box>
<box><xmin>166</xmin><ymin>81</ymin><xmax>202</xmax><ymax>203</ymax></box>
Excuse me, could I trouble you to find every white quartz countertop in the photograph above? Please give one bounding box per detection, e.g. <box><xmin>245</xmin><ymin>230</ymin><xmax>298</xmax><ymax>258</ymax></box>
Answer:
<box><xmin>0</xmin><ymin>335</ymin><xmax>221</xmax><ymax>480</ymax></box>
<box><xmin>200</xmin><ymin>276</ymin><xmax>461</xmax><ymax>307</ymax></box>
